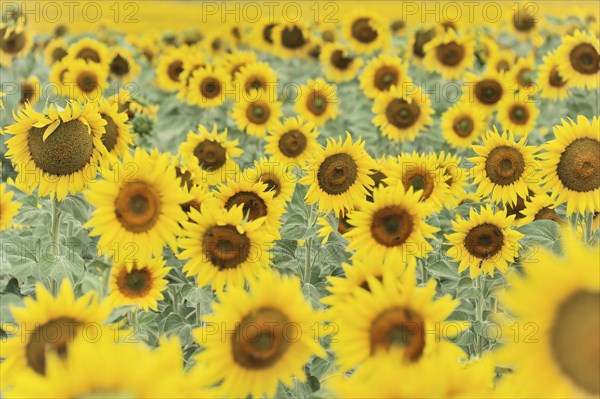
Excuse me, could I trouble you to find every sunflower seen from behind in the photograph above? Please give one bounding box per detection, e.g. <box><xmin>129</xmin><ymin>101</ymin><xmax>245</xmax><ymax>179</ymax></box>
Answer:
<box><xmin>555</xmin><ymin>29</ymin><xmax>600</xmax><ymax>89</ymax></box>
<box><xmin>294</xmin><ymin>78</ymin><xmax>339</xmax><ymax>127</ymax></box>
<box><xmin>231</xmin><ymin>88</ymin><xmax>282</xmax><ymax>137</ymax></box>
<box><xmin>265</xmin><ymin>116</ymin><xmax>319</xmax><ymax>166</ymax></box>
<box><xmin>359</xmin><ymin>54</ymin><xmax>411</xmax><ymax>99</ymax></box>
<box><xmin>441</xmin><ymin>101</ymin><xmax>487</xmax><ymax>148</ymax></box>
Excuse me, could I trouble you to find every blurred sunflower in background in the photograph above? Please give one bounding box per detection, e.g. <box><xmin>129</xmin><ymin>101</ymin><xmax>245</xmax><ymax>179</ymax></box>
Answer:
<box><xmin>187</xmin><ymin>65</ymin><xmax>230</xmax><ymax>108</ymax></box>
<box><xmin>0</xmin><ymin>183</ymin><xmax>21</xmax><ymax>231</ymax></box>
<box><xmin>464</xmin><ymin>70</ymin><xmax>510</xmax><ymax>115</ymax></box>
<box><xmin>265</xmin><ymin>116</ymin><xmax>319</xmax><ymax>166</ymax></box>
<box><xmin>233</xmin><ymin>61</ymin><xmax>277</xmax><ymax>96</ymax></box>
<box><xmin>63</xmin><ymin>59</ymin><xmax>109</xmax><ymax>102</ymax></box>
<box><xmin>0</xmin><ymin>22</ymin><xmax>33</xmax><ymax>65</ymax></box>
<box><xmin>156</xmin><ymin>48</ymin><xmax>187</xmax><ymax>91</ymax></box>
<box><xmin>359</xmin><ymin>54</ymin><xmax>411</xmax><ymax>99</ymax></box>
<box><xmin>408</xmin><ymin>25</ymin><xmax>437</xmax><ymax>65</ymax></box>
<box><xmin>107</xmin><ymin>47</ymin><xmax>141</xmax><ymax>83</ymax></box>
<box><xmin>441</xmin><ymin>101</ymin><xmax>487</xmax><ymax>148</ymax></box>
<box><xmin>496</xmin><ymin>95</ymin><xmax>539</xmax><ymax>137</ymax></box>
<box><xmin>294</xmin><ymin>78</ymin><xmax>339</xmax><ymax>126</ymax></box>
<box><xmin>66</xmin><ymin>37</ymin><xmax>109</xmax><ymax>64</ymax></box>
<box><xmin>97</xmin><ymin>99</ymin><xmax>133</xmax><ymax>160</ymax></box>
<box><xmin>246</xmin><ymin>156</ymin><xmax>297</xmax><ymax>203</ymax></box>
<box><xmin>520</xmin><ymin>193</ymin><xmax>563</xmax><ymax>225</ymax></box>
<box><xmin>272</xmin><ymin>22</ymin><xmax>311</xmax><ymax>58</ymax></box>
<box><xmin>231</xmin><ymin>88</ymin><xmax>282</xmax><ymax>137</ymax></box>
<box><xmin>555</xmin><ymin>29</ymin><xmax>599</xmax><ymax>89</ymax></box>
<box><xmin>342</xmin><ymin>9</ymin><xmax>389</xmax><ymax>54</ymax></box>
<box><xmin>18</xmin><ymin>76</ymin><xmax>40</xmax><ymax>108</ymax></box>
<box><xmin>537</xmin><ymin>51</ymin><xmax>570</xmax><ymax>100</ymax></box>
<box><xmin>320</xmin><ymin>43</ymin><xmax>363</xmax><ymax>83</ymax></box>
<box><xmin>486</xmin><ymin>49</ymin><xmax>517</xmax><ymax>74</ymax></box>
<box><xmin>43</xmin><ymin>37</ymin><xmax>68</xmax><ymax>65</ymax></box>
<box><xmin>510</xmin><ymin>55</ymin><xmax>536</xmax><ymax>93</ymax></box>
<box><xmin>423</xmin><ymin>30</ymin><xmax>475</xmax><ymax>80</ymax></box>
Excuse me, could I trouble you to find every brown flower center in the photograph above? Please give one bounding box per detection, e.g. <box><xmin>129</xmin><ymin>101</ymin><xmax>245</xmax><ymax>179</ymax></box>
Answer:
<box><xmin>193</xmin><ymin>140</ymin><xmax>227</xmax><ymax>171</ymax></box>
<box><xmin>436</xmin><ymin>41</ymin><xmax>465</xmax><ymax>67</ymax></box>
<box><xmin>278</xmin><ymin>130</ymin><xmax>307</xmax><ymax>158</ymax></box>
<box><xmin>517</xmin><ymin>68</ymin><xmax>534</xmax><ymax>87</ymax></box>
<box><xmin>0</xmin><ymin>28</ymin><xmax>26</xmax><ymax>54</ymax></box>
<box><xmin>116</xmin><ymin>266</ymin><xmax>153</xmax><ymax>298</ymax></box>
<box><xmin>513</xmin><ymin>13</ymin><xmax>536</xmax><ymax>32</ymax></box>
<box><xmin>370</xmin><ymin>205</ymin><xmax>414</xmax><ymax>247</ymax></box>
<box><xmin>28</xmin><ymin>119</ymin><xmax>93</xmax><ymax>176</ymax></box>
<box><xmin>330</xmin><ymin>49</ymin><xmax>353</xmax><ymax>70</ymax></box>
<box><xmin>485</xmin><ymin>145</ymin><xmax>525</xmax><ymax>185</ymax></box>
<box><xmin>225</xmin><ymin>191</ymin><xmax>268</xmax><ymax>222</ymax></box>
<box><xmin>317</xmin><ymin>153</ymin><xmax>358</xmax><ymax>195</ymax></box>
<box><xmin>26</xmin><ymin>317</ymin><xmax>80</xmax><ymax>375</ymax></box>
<box><xmin>508</xmin><ymin>105</ymin><xmax>529</xmax><ymax>125</ymax></box>
<box><xmin>77</xmin><ymin>72</ymin><xmax>99</xmax><ymax>93</ymax></box>
<box><xmin>306</xmin><ymin>91</ymin><xmax>328</xmax><ymax>116</ymax></box>
<box><xmin>453</xmin><ymin>116</ymin><xmax>474</xmax><ymax>137</ymax></box>
<box><xmin>280</xmin><ymin>26</ymin><xmax>307</xmax><ymax>49</ymax></box>
<box><xmin>100</xmin><ymin>113</ymin><xmax>118</xmax><ymax>152</ymax></box>
<box><xmin>200</xmin><ymin>77</ymin><xmax>222</xmax><ymax>99</ymax></box>
<box><xmin>464</xmin><ymin>223</ymin><xmax>504</xmax><ymax>259</ymax></box>
<box><xmin>351</xmin><ymin>18</ymin><xmax>378</xmax><ymax>43</ymax></box>
<box><xmin>259</xmin><ymin>173</ymin><xmax>281</xmax><ymax>197</ymax></box>
<box><xmin>167</xmin><ymin>60</ymin><xmax>184</xmax><ymax>82</ymax></box>
<box><xmin>370</xmin><ymin>307</ymin><xmax>425</xmax><ymax>362</ymax></box>
<box><xmin>114</xmin><ymin>182</ymin><xmax>161</xmax><ymax>233</ymax></box>
<box><xmin>556</xmin><ymin>138</ymin><xmax>600</xmax><ymax>192</ymax></box>
<box><xmin>263</xmin><ymin>23</ymin><xmax>276</xmax><ymax>44</ymax></box>
<box><xmin>402</xmin><ymin>171</ymin><xmax>435</xmax><ymax>200</ymax></box>
<box><xmin>496</xmin><ymin>60</ymin><xmax>511</xmax><ymax>73</ymax></box>
<box><xmin>246</xmin><ymin>102</ymin><xmax>270</xmax><ymax>124</ymax></box>
<box><xmin>475</xmin><ymin>79</ymin><xmax>503</xmax><ymax>105</ymax></box>
<box><xmin>176</xmin><ymin>167</ymin><xmax>195</xmax><ymax>191</ymax></box>
<box><xmin>412</xmin><ymin>28</ymin><xmax>436</xmax><ymax>58</ymax></box>
<box><xmin>337</xmin><ymin>211</ymin><xmax>354</xmax><ymax>234</ymax></box>
<box><xmin>109</xmin><ymin>54</ymin><xmax>130</xmax><ymax>77</ymax></box>
<box><xmin>51</xmin><ymin>47</ymin><xmax>67</xmax><ymax>63</ymax></box>
<box><xmin>374</xmin><ymin>66</ymin><xmax>399</xmax><ymax>91</ymax></box>
<box><xmin>549</xmin><ymin>66</ymin><xmax>567</xmax><ymax>87</ymax></box>
<box><xmin>569</xmin><ymin>43</ymin><xmax>600</xmax><ymax>75</ymax></box>
<box><xmin>385</xmin><ymin>98</ymin><xmax>421</xmax><ymax>129</ymax></box>
<box><xmin>20</xmin><ymin>81</ymin><xmax>36</xmax><ymax>105</ymax></box>
<box><xmin>551</xmin><ymin>291</ymin><xmax>600</xmax><ymax>394</ymax></box>
<box><xmin>391</xmin><ymin>20</ymin><xmax>406</xmax><ymax>33</ymax></box>
<box><xmin>534</xmin><ymin>207</ymin><xmax>562</xmax><ymax>223</ymax></box>
<box><xmin>202</xmin><ymin>225</ymin><xmax>250</xmax><ymax>269</ymax></box>
<box><xmin>76</xmin><ymin>47</ymin><xmax>101</xmax><ymax>63</ymax></box>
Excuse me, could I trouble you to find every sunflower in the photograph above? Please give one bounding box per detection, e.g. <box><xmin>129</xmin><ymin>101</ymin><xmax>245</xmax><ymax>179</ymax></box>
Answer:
<box><xmin>214</xmin><ymin>178</ymin><xmax>286</xmax><ymax>238</ymax></box>
<box><xmin>232</xmin><ymin>61</ymin><xmax>277</xmax><ymax>96</ymax></box>
<box><xmin>469</xmin><ymin>128</ymin><xmax>539</xmax><ymax>206</ymax></box>
<box><xmin>5</xmin><ymin>102</ymin><xmax>107</xmax><ymax>200</ymax></box>
<box><xmin>272</xmin><ymin>22</ymin><xmax>311</xmax><ymax>58</ymax></box>
<box><xmin>252</xmin><ymin>20</ymin><xmax>279</xmax><ymax>51</ymax></box>
<box><xmin>345</xmin><ymin>184</ymin><xmax>438</xmax><ymax>265</ymax></box>
<box><xmin>177</xmin><ymin>52</ymin><xmax>207</xmax><ymax>100</ymax></box>
<box><xmin>408</xmin><ymin>25</ymin><xmax>437</xmax><ymax>64</ymax></box>
<box><xmin>63</xmin><ymin>59</ymin><xmax>109</xmax><ymax>102</ymax></box>
<box><xmin>537</xmin><ymin>51</ymin><xmax>570</xmax><ymax>100</ymax></box>
<box><xmin>155</xmin><ymin>48</ymin><xmax>187</xmax><ymax>91</ymax></box>
<box><xmin>107</xmin><ymin>47</ymin><xmax>140</xmax><ymax>83</ymax></box>
<box><xmin>385</xmin><ymin>152</ymin><xmax>452</xmax><ymax>212</ymax></box>
<box><xmin>555</xmin><ymin>29</ymin><xmax>599</xmax><ymax>89</ymax></box>
<box><xmin>18</xmin><ymin>76</ymin><xmax>40</xmax><ymax>107</ymax></box>
<box><xmin>474</xmin><ymin>35</ymin><xmax>499</xmax><ymax>66</ymax></box>
<box><xmin>48</xmin><ymin>58</ymin><xmax>70</xmax><ymax>97</ymax></box>
<box><xmin>180</xmin><ymin>181</ymin><xmax>213</xmax><ymax>216</ymax></box>
<box><xmin>372</xmin><ymin>86</ymin><xmax>434</xmax><ymax>142</ymax></box>
<box><xmin>330</xmin><ymin>267</ymin><xmax>465</xmax><ymax>371</ymax></box>
<box><xmin>202</xmin><ymin>32</ymin><xmax>233</xmax><ymax>57</ymax></box>
<box><xmin>245</xmin><ymin>156</ymin><xmax>297</xmax><ymax>203</ymax></box>
<box><xmin>97</xmin><ymin>98</ymin><xmax>133</xmax><ymax>161</ymax></box>
<box><xmin>300</xmin><ymin>133</ymin><xmax>375</xmax><ymax>214</ymax></box>
<box><xmin>230</xmin><ymin>88</ymin><xmax>282</xmax><ymax>137</ymax></box>
<box><xmin>506</xmin><ymin>2</ymin><xmax>545</xmax><ymax>47</ymax></box>
<box><xmin>435</xmin><ymin>151</ymin><xmax>470</xmax><ymax>206</ymax></box>
<box><xmin>0</xmin><ymin>183</ymin><xmax>21</xmax><ymax>231</ymax></box>
<box><xmin>128</xmin><ymin>32</ymin><xmax>161</xmax><ymax>64</ymax></box>
<box><xmin>43</xmin><ymin>37</ymin><xmax>68</xmax><ymax>65</ymax></box>
<box><xmin>0</xmin><ymin>280</ymin><xmax>112</xmax><ymax>385</ymax></box>
<box><xmin>220</xmin><ymin>50</ymin><xmax>258</xmax><ymax>80</ymax></box>
<box><xmin>179</xmin><ymin>124</ymin><xmax>243</xmax><ymax>186</ymax></box>
<box><xmin>108</xmin><ymin>257</ymin><xmax>170</xmax><ymax>311</ymax></box>
<box><xmin>178</xmin><ymin>202</ymin><xmax>275</xmax><ymax>292</ymax></box>
<box><xmin>108</xmin><ymin>88</ymin><xmax>158</xmax><ymax>121</ymax></box>
<box><xmin>264</xmin><ymin>116</ymin><xmax>319</xmax><ymax>166</ymax></box>
<box><xmin>342</xmin><ymin>9</ymin><xmax>389</xmax><ymax>54</ymax></box>
<box><xmin>66</xmin><ymin>37</ymin><xmax>109</xmax><ymax>64</ymax></box>
<box><xmin>187</xmin><ymin>65</ymin><xmax>230</xmax><ymax>108</ymax></box>
<box><xmin>423</xmin><ymin>30</ymin><xmax>475</xmax><ymax>80</ymax></box>
<box><xmin>192</xmin><ymin>270</ymin><xmax>325</xmax><ymax>398</ymax></box>
<box><xmin>486</xmin><ymin>49</ymin><xmax>517</xmax><ymax>74</ymax></box>
<box><xmin>294</xmin><ymin>78</ymin><xmax>339</xmax><ymax>127</ymax></box>
<box><xmin>497</xmin><ymin>233</ymin><xmax>599</xmax><ymax>397</ymax></box>
<box><xmin>320</xmin><ymin>43</ymin><xmax>363</xmax><ymax>83</ymax></box>
<box><xmin>464</xmin><ymin>70</ymin><xmax>510</xmax><ymax>115</ymax></box>
<box><xmin>441</xmin><ymin>100</ymin><xmax>487</xmax><ymax>148</ymax></box>
<box><xmin>540</xmin><ymin>115</ymin><xmax>600</xmax><ymax>215</ymax></box>
<box><xmin>520</xmin><ymin>193</ymin><xmax>564</xmax><ymax>225</ymax></box>
<box><xmin>84</xmin><ymin>148</ymin><xmax>189</xmax><ymax>263</ymax></box>
<box><xmin>359</xmin><ymin>54</ymin><xmax>411</xmax><ymax>99</ymax></box>
<box><xmin>509</xmin><ymin>56</ymin><xmax>536</xmax><ymax>93</ymax></box>
<box><xmin>0</xmin><ymin>22</ymin><xmax>33</xmax><ymax>65</ymax></box>
<box><xmin>445</xmin><ymin>205</ymin><xmax>524</xmax><ymax>278</ymax></box>
<box><xmin>496</xmin><ymin>96</ymin><xmax>539</xmax><ymax>137</ymax></box>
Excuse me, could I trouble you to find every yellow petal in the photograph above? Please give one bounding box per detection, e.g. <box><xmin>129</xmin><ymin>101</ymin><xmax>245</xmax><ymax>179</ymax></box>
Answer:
<box><xmin>42</xmin><ymin>119</ymin><xmax>61</xmax><ymax>142</ymax></box>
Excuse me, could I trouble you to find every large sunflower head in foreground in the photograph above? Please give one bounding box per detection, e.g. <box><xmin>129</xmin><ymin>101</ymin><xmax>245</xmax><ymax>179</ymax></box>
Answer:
<box><xmin>469</xmin><ymin>128</ymin><xmax>539</xmax><ymax>206</ymax></box>
<box><xmin>178</xmin><ymin>202</ymin><xmax>275</xmax><ymax>292</ymax></box>
<box><xmin>540</xmin><ymin>115</ymin><xmax>600</xmax><ymax>216</ymax></box>
<box><xmin>264</xmin><ymin>116</ymin><xmax>320</xmax><ymax>165</ymax></box>
<box><xmin>5</xmin><ymin>102</ymin><xmax>107</xmax><ymax>200</ymax></box>
<box><xmin>342</xmin><ymin>9</ymin><xmax>389</xmax><ymax>55</ymax></box>
<box><xmin>300</xmin><ymin>133</ymin><xmax>375</xmax><ymax>214</ymax></box>
<box><xmin>192</xmin><ymin>270</ymin><xmax>325</xmax><ymax>398</ymax></box>
<box><xmin>84</xmin><ymin>148</ymin><xmax>190</xmax><ymax>264</ymax></box>
<box><xmin>555</xmin><ymin>29</ymin><xmax>600</xmax><ymax>89</ymax></box>
<box><xmin>359</xmin><ymin>54</ymin><xmax>411</xmax><ymax>99</ymax></box>
<box><xmin>445</xmin><ymin>205</ymin><xmax>524</xmax><ymax>279</ymax></box>
<box><xmin>294</xmin><ymin>78</ymin><xmax>339</xmax><ymax>127</ymax></box>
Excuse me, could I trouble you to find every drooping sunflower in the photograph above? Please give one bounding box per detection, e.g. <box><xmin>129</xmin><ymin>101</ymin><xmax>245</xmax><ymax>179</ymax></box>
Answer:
<box><xmin>359</xmin><ymin>54</ymin><xmax>411</xmax><ymax>99</ymax></box>
<box><xmin>97</xmin><ymin>98</ymin><xmax>133</xmax><ymax>161</ymax></box>
<box><xmin>0</xmin><ymin>280</ymin><xmax>112</xmax><ymax>385</ymax></box>
<box><xmin>345</xmin><ymin>184</ymin><xmax>438</xmax><ymax>264</ymax></box>
<box><xmin>386</xmin><ymin>152</ymin><xmax>452</xmax><ymax>213</ymax></box>
<box><xmin>245</xmin><ymin>156</ymin><xmax>297</xmax><ymax>203</ymax></box>
<box><xmin>187</xmin><ymin>65</ymin><xmax>230</xmax><ymax>108</ymax></box>
<box><xmin>178</xmin><ymin>202</ymin><xmax>275</xmax><ymax>292</ymax></box>
<box><xmin>18</xmin><ymin>76</ymin><xmax>40</xmax><ymax>107</ymax></box>
<box><xmin>342</xmin><ymin>9</ymin><xmax>389</xmax><ymax>54</ymax></box>
<box><xmin>272</xmin><ymin>22</ymin><xmax>312</xmax><ymax>58</ymax></box>
<box><xmin>232</xmin><ymin>61</ymin><xmax>277</xmax><ymax>96</ymax></box>
<box><xmin>496</xmin><ymin>96</ymin><xmax>539</xmax><ymax>137</ymax></box>
<box><xmin>469</xmin><ymin>128</ymin><xmax>539</xmax><ymax>206</ymax></box>
<box><xmin>155</xmin><ymin>48</ymin><xmax>187</xmax><ymax>92</ymax></box>
<box><xmin>423</xmin><ymin>30</ymin><xmax>475</xmax><ymax>80</ymax></box>
<box><xmin>66</xmin><ymin>37</ymin><xmax>109</xmax><ymax>65</ymax></box>
<box><xmin>520</xmin><ymin>193</ymin><xmax>564</xmax><ymax>225</ymax></box>
<box><xmin>464</xmin><ymin>70</ymin><xmax>510</xmax><ymax>115</ymax></box>
<box><xmin>497</xmin><ymin>233</ymin><xmax>599</xmax><ymax>397</ymax></box>
<box><xmin>330</xmin><ymin>268</ymin><xmax>465</xmax><ymax>371</ymax></box>
<box><xmin>320</xmin><ymin>43</ymin><xmax>363</xmax><ymax>83</ymax></box>
<box><xmin>107</xmin><ymin>47</ymin><xmax>140</xmax><ymax>83</ymax></box>
<box><xmin>537</xmin><ymin>51</ymin><xmax>570</xmax><ymax>101</ymax></box>
<box><xmin>0</xmin><ymin>183</ymin><xmax>21</xmax><ymax>231</ymax></box>
<box><xmin>84</xmin><ymin>148</ymin><xmax>189</xmax><ymax>263</ymax></box>
<box><xmin>445</xmin><ymin>205</ymin><xmax>524</xmax><ymax>279</ymax></box>
<box><xmin>540</xmin><ymin>115</ymin><xmax>600</xmax><ymax>215</ymax></box>
<box><xmin>179</xmin><ymin>124</ymin><xmax>242</xmax><ymax>186</ymax></box>
<box><xmin>44</xmin><ymin>37</ymin><xmax>68</xmax><ymax>65</ymax></box>
<box><xmin>441</xmin><ymin>100</ymin><xmax>487</xmax><ymax>148</ymax></box>
<box><xmin>408</xmin><ymin>26</ymin><xmax>437</xmax><ymax>65</ymax></box>
<box><xmin>555</xmin><ymin>29</ymin><xmax>599</xmax><ymax>89</ymax></box>
<box><xmin>300</xmin><ymin>133</ymin><xmax>375</xmax><ymax>214</ymax></box>
<box><xmin>63</xmin><ymin>59</ymin><xmax>109</xmax><ymax>102</ymax></box>
<box><xmin>372</xmin><ymin>86</ymin><xmax>434</xmax><ymax>142</ymax></box>
<box><xmin>294</xmin><ymin>78</ymin><xmax>339</xmax><ymax>127</ymax></box>
<box><xmin>192</xmin><ymin>270</ymin><xmax>325</xmax><ymax>398</ymax></box>
<box><xmin>108</xmin><ymin>257</ymin><xmax>170</xmax><ymax>311</ymax></box>
<box><xmin>264</xmin><ymin>116</ymin><xmax>319</xmax><ymax>166</ymax></box>
<box><xmin>435</xmin><ymin>151</ymin><xmax>469</xmax><ymax>207</ymax></box>
<box><xmin>0</xmin><ymin>22</ymin><xmax>33</xmax><ymax>66</ymax></box>
<box><xmin>5</xmin><ymin>102</ymin><xmax>107</xmax><ymax>200</ymax></box>
<box><xmin>231</xmin><ymin>88</ymin><xmax>282</xmax><ymax>137</ymax></box>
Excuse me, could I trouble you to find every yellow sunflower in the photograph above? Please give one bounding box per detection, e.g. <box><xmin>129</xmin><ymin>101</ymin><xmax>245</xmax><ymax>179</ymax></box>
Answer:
<box><xmin>486</xmin><ymin>49</ymin><xmax>517</xmax><ymax>74</ymax></box>
<box><xmin>155</xmin><ymin>47</ymin><xmax>187</xmax><ymax>91</ymax></box>
<box><xmin>294</xmin><ymin>78</ymin><xmax>339</xmax><ymax>127</ymax></box>
<box><xmin>408</xmin><ymin>25</ymin><xmax>437</xmax><ymax>65</ymax></box>
<box><xmin>320</xmin><ymin>43</ymin><xmax>363</xmax><ymax>83</ymax></box>
<box><xmin>272</xmin><ymin>22</ymin><xmax>312</xmax><ymax>58</ymax></box>
<box><xmin>441</xmin><ymin>100</ymin><xmax>487</xmax><ymax>148</ymax></box>
<box><xmin>537</xmin><ymin>51</ymin><xmax>570</xmax><ymax>101</ymax></box>
<box><xmin>496</xmin><ymin>96</ymin><xmax>539</xmax><ymax>137</ymax></box>
<box><xmin>445</xmin><ymin>205</ymin><xmax>524</xmax><ymax>278</ymax></box>
<box><xmin>187</xmin><ymin>65</ymin><xmax>230</xmax><ymax>108</ymax></box>
<box><xmin>372</xmin><ymin>86</ymin><xmax>434</xmax><ymax>142</ymax></box>
<box><xmin>464</xmin><ymin>70</ymin><xmax>510</xmax><ymax>115</ymax></box>
<box><xmin>245</xmin><ymin>156</ymin><xmax>297</xmax><ymax>203</ymax></box>
<box><xmin>345</xmin><ymin>184</ymin><xmax>438</xmax><ymax>264</ymax></box>
<box><xmin>342</xmin><ymin>9</ymin><xmax>389</xmax><ymax>54</ymax></box>
<box><xmin>84</xmin><ymin>148</ymin><xmax>189</xmax><ymax>264</ymax></box>
<box><xmin>108</xmin><ymin>257</ymin><xmax>170</xmax><ymax>311</ymax></box>
<box><xmin>177</xmin><ymin>202</ymin><xmax>275</xmax><ymax>292</ymax></box>
<box><xmin>5</xmin><ymin>102</ymin><xmax>107</xmax><ymax>200</ymax></box>
<box><xmin>359</xmin><ymin>54</ymin><xmax>411</xmax><ymax>99</ymax></box>
<box><xmin>264</xmin><ymin>116</ymin><xmax>319</xmax><ymax>166</ymax></box>
<box><xmin>540</xmin><ymin>115</ymin><xmax>600</xmax><ymax>215</ymax></box>
<box><xmin>300</xmin><ymin>133</ymin><xmax>375</xmax><ymax>214</ymax></box>
<box><xmin>177</xmin><ymin>52</ymin><xmax>207</xmax><ymax>100</ymax></box>
<box><xmin>505</xmin><ymin>1</ymin><xmax>545</xmax><ymax>47</ymax></box>
<box><xmin>497</xmin><ymin>233</ymin><xmax>599</xmax><ymax>397</ymax></box>
<box><xmin>178</xmin><ymin>124</ymin><xmax>242</xmax><ymax>186</ymax></box>
<box><xmin>48</xmin><ymin>58</ymin><xmax>70</xmax><ymax>97</ymax></box>
<box><xmin>435</xmin><ymin>151</ymin><xmax>469</xmax><ymax>206</ymax></box>
<box><xmin>230</xmin><ymin>88</ymin><xmax>282</xmax><ymax>137</ymax></box>
<box><xmin>108</xmin><ymin>88</ymin><xmax>158</xmax><ymax>121</ymax></box>
<box><xmin>43</xmin><ymin>37</ymin><xmax>68</xmax><ymax>65</ymax></box>
<box><xmin>509</xmin><ymin>55</ymin><xmax>536</xmax><ymax>93</ymax></box>
<box><xmin>0</xmin><ymin>183</ymin><xmax>21</xmax><ymax>231</ymax></box>
<box><xmin>96</xmin><ymin>98</ymin><xmax>133</xmax><ymax>161</ymax></box>
<box><xmin>220</xmin><ymin>50</ymin><xmax>258</xmax><ymax>80</ymax></box>
<box><xmin>469</xmin><ymin>128</ymin><xmax>539</xmax><ymax>206</ymax></box>
<box><xmin>474</xmin><ymin>35</ymin><xmax>499</xmax><ymax>66</ymax></box>
<box><xmin>107</xmin><ymin>47</ymin><xmax>141</xmax><ymax>83</ymax></box>
<box><xmin>520</xmin><ymin>193</ymin><xmax>564</xmax><ymax>225</ymax></box>
<box><xmin>555</xmin><ymin>29</ymin><xmax>599</xmax><ymax>89</ymax></box>
<box><xmin>192</xmin><ymin>270</ymin><xmax>325</xmax><ymax>398</ymax></box>
<box><xmin>0</xmin><ymin>22</ymin><xmax>33</xmax><ymax>66</ymax></box>
<box><xmin>66</xmin><ymin>37</ymin><xmax>109</xmax><ymax>64</ymax></box>
<box><xmin>252</xmin><ymin>20</ymin><xmax>279</xmax><ymax>52</ymax></box>
<box><xmin>63</xmin><ymin>59</ymin><xmax>109</xmax><ymax>102</ymax></box>
<box><xmin>18</xmin><ymin>76</ymin><xmax>40</xmax><ymax>108</ymax></box>
<box><xmin>232</xmin><ymin>61</ymin><xmax>277</xmax><ymax>97</ymax></box>
<box><xmin>423</xmin><ymin>30</ymin><xmax>475</xmax><ymax>80</ymax></box>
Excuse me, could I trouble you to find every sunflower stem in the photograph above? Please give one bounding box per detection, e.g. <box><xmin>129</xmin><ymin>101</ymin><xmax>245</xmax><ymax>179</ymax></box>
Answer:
<box><xmin>584</xmin><ymin>212</ymin><xmax>594</xmax><ymax>244</ymax></box>
<box><xmin>474</xmin><ymin>274</ymin><xmax>485</xmax><ymax>356</ymax></box>
<box><xmin>303</xmin><ymin>237</ymin><xmax>313</xmax><ymax>284</ymax></box>
<box><xmin>196</xmin><ymin>302</ymin><xmax>202</xmax><ymax>326</ymax></box>
<box><xmin>49</xmin><ymin>199</ymin><xmax>63</xmax><ymax>296</ymax></box>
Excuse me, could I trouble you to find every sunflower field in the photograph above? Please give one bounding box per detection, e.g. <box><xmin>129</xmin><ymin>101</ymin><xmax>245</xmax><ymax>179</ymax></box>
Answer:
<box><xmin>0</xmin><ymin>1</ymin><xmax>599</xmax><ymax>398</ymax></box>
